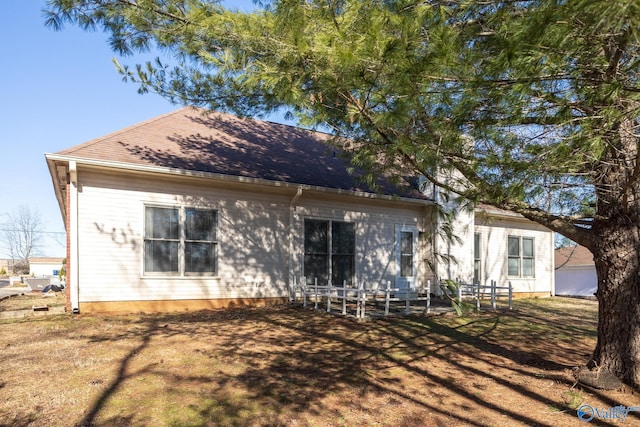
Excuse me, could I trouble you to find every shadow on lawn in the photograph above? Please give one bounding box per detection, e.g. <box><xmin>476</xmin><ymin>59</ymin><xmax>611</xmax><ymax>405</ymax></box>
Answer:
<box><xmin>78</xmin><ymin>320</ymin><xmax>159</xmax><ymax>427</ymax></box>
<box><xmin>76</xmin><ymin>302</ymin><xmax>629</xmax><ymax>427</ymax></box>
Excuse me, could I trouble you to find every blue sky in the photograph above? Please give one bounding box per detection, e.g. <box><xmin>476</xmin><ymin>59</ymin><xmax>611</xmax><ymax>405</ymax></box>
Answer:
<box><xmin>1</xmin><ymin>1</ymin><xmax>262</xmax><ymax>257</ymax></box>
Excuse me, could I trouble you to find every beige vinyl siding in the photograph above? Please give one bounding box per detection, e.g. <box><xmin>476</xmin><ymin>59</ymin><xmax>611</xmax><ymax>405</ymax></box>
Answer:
<box><xmin>75</xmin><ymin>168</ymin><xmax>434</xmax><ymax>303</ymax></box>
<box><xmin>433</xmin><ymin>208</ymin><xmax>475</xmax><ymax>284</ymax></box>
<box><xmin>291</xmin><ymin>199</ymin><xmax>433</xmax><ymax>290</ymax></box>
<box><xmin>76</xmin><ymin>169</ymin><xmax>291</xmax><ymax>303</ymax></box>
<box><xmin>474</xmin><ymin>215</ymin><xmax>553</xmax><ymax>294</ymax></box>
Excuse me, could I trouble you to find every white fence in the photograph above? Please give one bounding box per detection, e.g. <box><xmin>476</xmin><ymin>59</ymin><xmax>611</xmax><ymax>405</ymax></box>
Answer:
<box><xmin>452</xmin><ymin>279</ymin><xmax>513</xmax><ymax>310</ymax></box>
<box><xmin>294</xmin><ymin>278</ymin><xmax>512</xmax><ymax>318</ymax></box>
<box><xmin>293</xmin><ymin>278</ymin><xmax>431</xmax><ymax>319</ymax></box>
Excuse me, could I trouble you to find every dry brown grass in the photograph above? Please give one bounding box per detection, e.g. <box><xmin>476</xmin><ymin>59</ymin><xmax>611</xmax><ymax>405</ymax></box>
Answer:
<box><xmin>0</xmin><ymin>297</ymin><xmax>638</xmax><ymax>426</ymax></box>
<box><xmin>0</xmin><ymin>292</ymin><xmax>66</xmax><ymax>312</ymax></box>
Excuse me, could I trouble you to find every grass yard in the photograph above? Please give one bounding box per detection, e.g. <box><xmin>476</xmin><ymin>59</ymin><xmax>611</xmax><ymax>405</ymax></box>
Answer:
<box><xmin>0</xmin><ymin>297</ymin><xmax>638</xmax><ymax>426</ymax></box>
<box><xmin>0</xmin><ymin>292</ymin><xmax>66</xmax><ymax>312</ymax></box>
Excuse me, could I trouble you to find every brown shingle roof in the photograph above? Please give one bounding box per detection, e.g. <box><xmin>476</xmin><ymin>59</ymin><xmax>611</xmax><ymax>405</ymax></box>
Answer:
<box><xmin>58</xmin><ymin>108</ymin><xmax>425</xmax><ymax>199</ymax></box>
<box><xmin>555</xmin><ymin>245</ymin><xmax>594</xmax><ymax>269</ymax></box>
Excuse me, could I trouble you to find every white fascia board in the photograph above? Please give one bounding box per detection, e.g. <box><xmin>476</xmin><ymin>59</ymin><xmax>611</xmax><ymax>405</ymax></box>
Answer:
<box><xmin>44</xmin><ymin>153</ymin><xmax>434</xmax><ymax>207</ymax></box>
<box><xmin>44</xmin><ymin>154</ymin><xmax>68</xmax><ymax>222</ymax></box>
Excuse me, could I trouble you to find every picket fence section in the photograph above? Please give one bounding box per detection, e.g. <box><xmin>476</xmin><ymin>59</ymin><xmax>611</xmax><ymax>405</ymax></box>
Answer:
<box><xmin>293</xmin><ymin>278</ymin><xmax>512</xmax><ymax>319</ymax></box>
<box><xmin>456</xmin><ymin>280</ymin><xmax>513</xmax><ymax>310</ymax></box>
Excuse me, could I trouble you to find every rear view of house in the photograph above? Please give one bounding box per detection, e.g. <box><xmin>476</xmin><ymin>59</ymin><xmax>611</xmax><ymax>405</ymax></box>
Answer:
<box><xmin>46</xmin><ymin>108</ymin><xmax>554</xmax><ymax>313</ymax></box>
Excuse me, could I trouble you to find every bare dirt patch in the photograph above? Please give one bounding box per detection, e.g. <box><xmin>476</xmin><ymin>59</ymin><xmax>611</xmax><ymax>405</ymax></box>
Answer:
<box><xmin>0</xmin><ymin>297</ymin><xmax>637</xmax><ymax>426</ymax></box>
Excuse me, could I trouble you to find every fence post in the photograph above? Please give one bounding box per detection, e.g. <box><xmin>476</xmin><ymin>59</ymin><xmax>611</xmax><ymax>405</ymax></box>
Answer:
<box><xmin>357</xmin><ymin>282</ymin><xmax>362</xmax><ymax>319</ymax></box>
<box><xmin>361</xmin><ymin>286</ymin><xmax>367</xmax><ymax>319</ymax></box>
<box><xmin>405</xmin><ymin>281</ymin><xmax>411</xmax><ymax>314</ymax></box>
<box><xmin>426</xmin><ymin>280</ymin><xmax>431</xmax><ymax>314</ymax></box>
<box><xmin>476</xmin><ymin>281</ymin><xmax>480</xmax><ymax>311</ymax></box>
<box><xmin>342</xmin><ymin>280</ymin><xmax>347</xmax><ymax>315</ymax></box>
<box><xmin>457</xmin><ymin>279</ymin><xmax>462</xmax><ymax>305</ymax></box>
<box><xmin>491</xmin><ymin>280</ymin><xmax>496</xmax><ymax>310</ymax></box>
<box><xmin>385</xmin><ymin>280</ymin><xmax>390</xmax><ymax>316</ymax></box>
<box><xmin>508</xmin><ymin>281</ymin><xmax>513</xmax><ymax>310</ymax></box>
<box><xmin>302</xmin><ymin>276</ymin><xmax>307</xmax><ymax>308</ymax></box>
<box><xmin>327</xmin><ymin>280</ymin><xmax>332</xmax><ymax>313</ymax></box>
<box><xmin>314</xmin><ymin>277</ymin><xmax>319</xmax><ymax>310</ymax></box>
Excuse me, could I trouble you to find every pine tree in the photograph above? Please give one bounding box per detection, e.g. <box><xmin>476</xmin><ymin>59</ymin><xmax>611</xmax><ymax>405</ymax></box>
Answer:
<box><xmin>46</xmin><ymin>0</ymin><xmax>640</xmax><ymax>387</ymax></box>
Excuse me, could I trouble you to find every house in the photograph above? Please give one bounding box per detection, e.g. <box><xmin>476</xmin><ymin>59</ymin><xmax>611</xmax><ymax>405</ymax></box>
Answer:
<box><xmin>29</xmin><ymin>257</ymin><xmax>64</xmax><ymax>277</ymax></box>
<box><xmin>45</xmin><ymin>108</ymin><xmax>555</xmax><ymax>313</ymax></box>
<box><xmin>554</xmin><ymin>245</ymin><xmax>597</xmax><ymax>297</ymax></box>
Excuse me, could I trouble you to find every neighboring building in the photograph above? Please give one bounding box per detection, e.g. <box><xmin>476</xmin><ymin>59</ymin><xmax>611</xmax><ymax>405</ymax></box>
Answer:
<box><xmin>555</xmin><ymin>245</ymin><xmax>597</xmax><ymax>297</ymax></box>
<box><xmin>29</xmin><ymin>257</ymin><xmax>65</xmax><ymax>277</ymax></box>
<box><xmin>45</xmin><ymin>108</ymin><xmax>555</xmax><ymax>313</ymax></box>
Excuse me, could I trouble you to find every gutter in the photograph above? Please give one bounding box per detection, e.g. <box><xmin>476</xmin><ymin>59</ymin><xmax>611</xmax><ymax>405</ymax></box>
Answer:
<box><xmin>68</xmin><ymin>161</ymin><xmax>80</xmax><ymax>313</ymax></box>
<box><xmin>44</xmin><ymin>153</ymin><xmax>434</xmax><ymax>207</ymax></box>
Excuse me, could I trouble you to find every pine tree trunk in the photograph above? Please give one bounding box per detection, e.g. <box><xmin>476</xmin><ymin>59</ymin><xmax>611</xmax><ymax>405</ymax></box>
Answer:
<box><xmin>580</xmin><ymin>109</ymin><xmax>640</xmax><ymax>388</ymax></box>
<box><xmin>590</xmin><ymin>208</ymin><xmax>640</xmax><ymax>388</ymax></box>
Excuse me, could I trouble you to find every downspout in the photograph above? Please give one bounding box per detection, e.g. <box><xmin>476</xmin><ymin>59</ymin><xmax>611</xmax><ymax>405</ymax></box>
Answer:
<box><xmin>68</xmin><ymin>161</ymin><xmax>80</xmax><ymax>313</ymax></box>
<box><xmin>287</xmin><ymin>187</ymin><xmax>303</xmax><ymax>301</ymax></box>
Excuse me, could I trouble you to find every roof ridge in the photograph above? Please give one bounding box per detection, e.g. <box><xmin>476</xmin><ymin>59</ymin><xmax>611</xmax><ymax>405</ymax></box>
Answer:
<box><xmin>196</xmin><ymin>110</ymin><xmax>335</xmax><ymax>139</ymax></box>
<box><xmin>49</xmin><ymin>107</ymin><xmax>427</xmax><ymax>200</ymax></box>
<box><xmin>60</xmin><ymin>107</ymin><xmax>333</xmax><ymax>156</ymax></box>
<box><xmin>59</xmin><ymin>107</ymin><xmax>188</xmax><ymax>155</ymax></box>
<box><xmin>257</xmin><ymin>117</ymin><xmax>335</xmax><ymax>139</ymax></box>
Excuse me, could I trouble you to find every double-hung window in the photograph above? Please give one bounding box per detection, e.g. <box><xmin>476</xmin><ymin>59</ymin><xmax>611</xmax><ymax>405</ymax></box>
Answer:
<box><xmin>304</xmin><ymin>219</ymin><xmax>355</xmax><ymax>287</ymax></box>
<box><xmin>473</xmin><ymin>233</ymin><xmax>481</xmax><ymax>284</ymax></box>
<box><xmin>507</xmin><ymin>236</ymin><xmax>534</xmax><ymax>277</ymax></box>
<box><xmin>399</xmin><ymin>231</ymin><xmax>414</xmax><ymax>277</ymax></box>
<box><xmin>144</xmin><ymin>206</ymin><xmax>217</xmax><ymax>275</ymax></box>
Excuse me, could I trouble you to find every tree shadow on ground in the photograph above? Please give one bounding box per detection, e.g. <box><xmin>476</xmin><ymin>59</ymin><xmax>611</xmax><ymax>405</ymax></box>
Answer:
<box><xmin>75</xmin><ymin>303</ymin><xmax>634</xmax><ymax>426</ymax></box>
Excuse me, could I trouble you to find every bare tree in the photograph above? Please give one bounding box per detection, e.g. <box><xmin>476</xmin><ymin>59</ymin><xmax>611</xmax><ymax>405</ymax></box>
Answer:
<box><xmin>1</xmin><ymin>205</ymin><xmax>44</xmax><ymax>273</ymax></box>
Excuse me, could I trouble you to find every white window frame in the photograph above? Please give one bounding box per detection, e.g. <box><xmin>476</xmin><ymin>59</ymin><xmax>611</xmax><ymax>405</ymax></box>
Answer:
<box><xmin>507</xmin><ymin>235</ymin><xmax>535</xmax><ymax>278</ymax></box>
<box><xmin>143</xmin><ymin>205</ymin><xmax>218</xmax><ymax>277</ymax></box>
<box><xmin>399</xmin><ymin>230</ymin><xmax>416</xmax><ymax>278</ymax></box>
<box><xmin>395</xmin><ymin>224</ymin><xmax>419</xmax><ymax>286</ymax></box>
<box><xmin>303</xmin><ymin>218</ymin><xmax>356</xmax><ymax>287</ymax></box>
<box><xmin>474</xmin><ymin>232</ymin><xmax>481</xmax><ymax>284</ymax></box>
